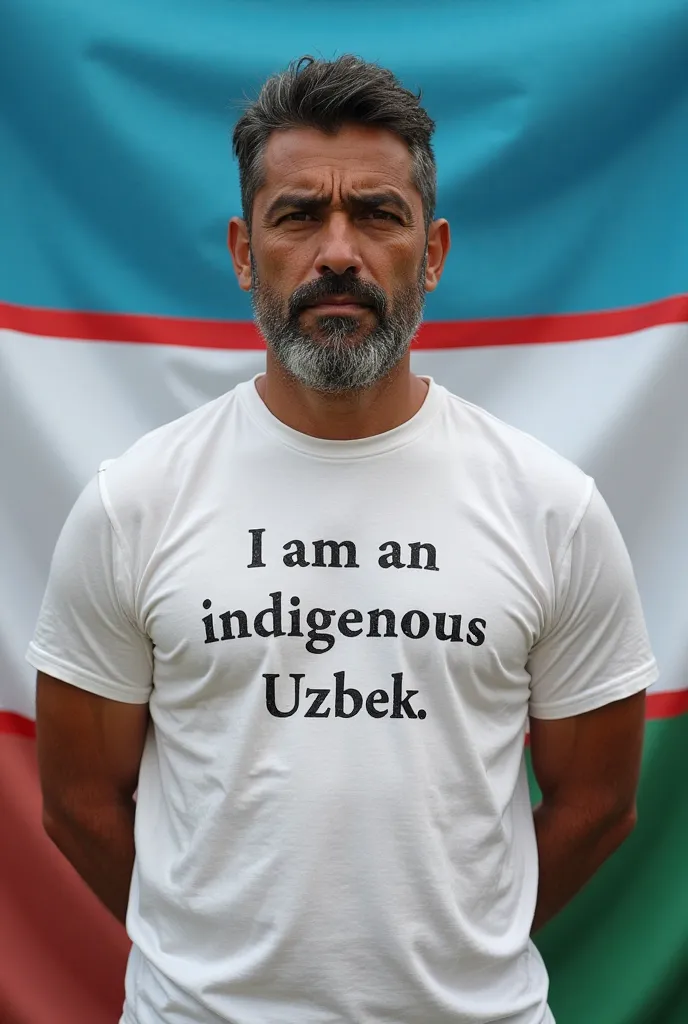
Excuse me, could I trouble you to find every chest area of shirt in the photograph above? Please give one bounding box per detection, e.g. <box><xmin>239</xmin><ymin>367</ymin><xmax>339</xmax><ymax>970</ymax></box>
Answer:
<box><xmin>141</xmin><ymin>501</ymin><xmax>549</xmax><ymax>718</ymax></box>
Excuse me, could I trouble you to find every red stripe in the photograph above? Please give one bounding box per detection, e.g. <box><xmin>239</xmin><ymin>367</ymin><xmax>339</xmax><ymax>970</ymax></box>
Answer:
<box><xmin>2</xmin><ymin>690</ymin><xmax>686</xmax><ymax>739</ymax></box>
<box><xmin>1</xmin><ymin>294</ymin><xmax>686</xmax><ymax>351</ymax></box>
<box><xmin>0</xmin><ymin>712</ymin><xmax>36</xmax><ymax>739</ymax></box>
<box><xmin>646</xmin><ymin>688</ymin><xmax>688</xmax><ymax>719</ymax></box>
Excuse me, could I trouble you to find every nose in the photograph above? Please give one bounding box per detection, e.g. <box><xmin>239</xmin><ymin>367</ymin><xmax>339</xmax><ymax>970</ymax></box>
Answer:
<box><xmin>314</xmin><ymin>212</ymin><xmax>364</xmax><ymax>278</ymax></box>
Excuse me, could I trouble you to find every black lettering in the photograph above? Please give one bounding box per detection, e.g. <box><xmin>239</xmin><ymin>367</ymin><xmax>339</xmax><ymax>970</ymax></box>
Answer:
<box><xmin>378</xmin><ymin>541</ymin><xmax>405</xmax><ymax>569</ymax></box>
<box><xmin>400</xmin><ymin>610</ymin><xmax>430</xmax><ymax>639</ymax></box>
<box><xmin>434</xmin><ymin>612</ymin><xmax>464</xmax><ymax>642</ymax></box>
<box><xmin>367</xmin><ymin>609</ymin><xmax>398</xmax><ymax>637</ymax></box>
<box><xmin>408</xmin><ymin>542</ymin><xmax>439</xmax><ymax>571</ymax></box>
<box><xmin>248</xmin><ymin>528</ymin><xmax>266</xmax><ymax>568</ymax></box>
<box><xmin>288</xmin><ymin>595</ymin><xmax>303</xmax><ymax>637</ymax></box>
<box><xmin>202</xmin><ymin>599</ymin><xmax>218</xmax><ymax>644</ymax></box>
<box><xmin>467</xmin><ymin>618</ymin><xmax>487</xmax><ymax>646</ymax></box>
<box><xmin>283</xmin><ymin>540</ymin><xmax>310</xmax><ymax>567</ymax></box>
<box><xmin>305</xmin><ymin>608</ymin><xmax>336</xmax><ymax>653</ymax></box>
<box><xmin>304</xmin><ymin>688</ymin><xmax>331</xmax><ymax>717</ymax></box>
<box><xmin>366</xmin><ymin>689</ymin><xmax>389</xmax><ymax>718</ymax></box>
<box><xmin>219</xmin><ymin>609</ymin><xmax>251</xmax><ymax>640</ymax></box>
<box><xmin>312</xmin><ymin>540</ymin><xmax>359</xmax><ymax>568</ymax></box>
<box><xmin>339</xmin><ymin>609</ymin><xmax>363</xmax><ymax>637</ymax></box>
<box><xmin>254</xmin><ymin>591</ymin><xmax>286</xmax><ymax>637</ymax></box>
<box><xmin>390</xmin><ymin>671</ymin><xmax>422</xmax><ymax>719</ymax></box>
<box><xmin>334</xmin><ymin>671</ymin><xmax>363</xmax><ymax>718</ymax></box>
<box><xmin>264</xmin><ymin>673</ymin><xmax>303</xmax><ymax>717</ymax></box>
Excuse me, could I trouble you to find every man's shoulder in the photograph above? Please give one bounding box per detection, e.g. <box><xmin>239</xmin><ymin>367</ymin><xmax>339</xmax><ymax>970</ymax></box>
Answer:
<box><xmin>441</xmin><ymin>387</ymin><xmax>593</xmax><ymax>513</ymax></box>
<box><xmin>96</xmin><ymin>385</ymin><xmax>243</xmax><ymax>523</ymax></box>
<box><xmin>108</xmin><ymin>388</ymin><xmax>234</xmax><ymax>470</ymax></box>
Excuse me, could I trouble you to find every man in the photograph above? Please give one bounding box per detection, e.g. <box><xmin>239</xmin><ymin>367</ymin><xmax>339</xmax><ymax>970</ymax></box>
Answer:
<box><xmin>28</xmin><ymin>55</ymin><xmax>657</xmax><ymax>1024</ymax></box>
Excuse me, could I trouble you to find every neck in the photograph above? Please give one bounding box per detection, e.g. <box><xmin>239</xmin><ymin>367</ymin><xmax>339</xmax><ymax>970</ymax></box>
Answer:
<box><xmin>255</xmin><ymin>351</ymin><xmax>429</xmax><ymax>440</ymax></box>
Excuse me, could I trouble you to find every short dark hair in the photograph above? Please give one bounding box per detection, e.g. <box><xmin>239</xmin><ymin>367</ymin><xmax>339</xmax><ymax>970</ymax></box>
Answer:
<box><xmin>232</xmin><ymin>55</ymin><xmax>437</xmax><ymax>233</ymax></box>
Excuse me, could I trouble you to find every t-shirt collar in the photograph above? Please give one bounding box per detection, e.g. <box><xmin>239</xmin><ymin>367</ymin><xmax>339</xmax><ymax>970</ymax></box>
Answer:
<box><xmin>237</xmin><ymin>372</ymin><xmax>444</xmax><ymax>460</ymax></box>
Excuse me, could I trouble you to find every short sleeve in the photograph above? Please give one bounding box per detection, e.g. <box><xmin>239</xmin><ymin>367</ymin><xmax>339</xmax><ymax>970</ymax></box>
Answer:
<box><xmin>527</xmin><ymin>483</ymin><xmax>658</xmax><ymax>720</ymax></box>
<box><xmin>26</xmin><ymin>470</ymin><xmax>153</xmax><ymax>703</ymax></box>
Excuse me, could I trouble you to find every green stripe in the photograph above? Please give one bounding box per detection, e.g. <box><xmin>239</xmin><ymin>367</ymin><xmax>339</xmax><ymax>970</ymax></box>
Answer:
<box><xmin>528</xmin><ymin>713</ymin><xmax>688</xmax><ymax>1024</ymax></box>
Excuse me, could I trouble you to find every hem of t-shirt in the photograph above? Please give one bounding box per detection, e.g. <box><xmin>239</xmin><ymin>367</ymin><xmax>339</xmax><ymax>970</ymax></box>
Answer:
<box><xmin>528</xmin><ymin>659</ymin><xmax>659</xmax><ymax>720</ymax></box>
<box><xmin>25</xmin><ymin>642</ymin><xmax>151</xmax><ymax>705</ymax></box>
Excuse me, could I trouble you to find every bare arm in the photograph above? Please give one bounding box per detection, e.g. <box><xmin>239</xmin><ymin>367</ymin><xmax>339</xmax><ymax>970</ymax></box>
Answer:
<box><xmin>36</xmin><ymin>670</ymin><xmax>150</xmax><ymax>925</ymax></box>
<box><xmin>529</xmin><ymin>689</ymin><xmax>646</xmax><ymax>932</ymax></box>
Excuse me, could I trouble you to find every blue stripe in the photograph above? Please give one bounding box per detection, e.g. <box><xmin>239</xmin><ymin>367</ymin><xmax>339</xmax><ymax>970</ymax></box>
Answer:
<box><xmin>1</xmin><ymin>0</ymin><xmax>687</xmax><ymax>319</ymax></box>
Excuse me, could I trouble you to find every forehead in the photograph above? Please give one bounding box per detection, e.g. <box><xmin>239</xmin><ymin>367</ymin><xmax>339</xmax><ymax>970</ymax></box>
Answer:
<box><xmin>257</xmin><ymin>124</ymin><xmax>417</xmax><ymax>199</ymax></box>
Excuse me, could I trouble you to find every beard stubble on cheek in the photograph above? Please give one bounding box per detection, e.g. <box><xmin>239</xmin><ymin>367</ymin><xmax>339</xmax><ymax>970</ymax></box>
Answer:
<box><xmin>249</xmin><ymin>254</ymin><xmax>428</xmax><ymax>394</ymax></box>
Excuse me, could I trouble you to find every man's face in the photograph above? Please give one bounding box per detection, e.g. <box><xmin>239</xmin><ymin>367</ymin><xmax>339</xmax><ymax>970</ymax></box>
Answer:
<box><xmin>231</xmin><ymin>124</ymin><xmax>443</xmax><ymax>393</ymax></box>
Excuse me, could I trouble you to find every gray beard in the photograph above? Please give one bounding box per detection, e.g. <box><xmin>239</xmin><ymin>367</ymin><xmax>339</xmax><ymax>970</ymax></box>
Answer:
<box><xmin>251</xmin><ymin>258</ymin><xmax>427</xmax><ymax>394</ymax></box>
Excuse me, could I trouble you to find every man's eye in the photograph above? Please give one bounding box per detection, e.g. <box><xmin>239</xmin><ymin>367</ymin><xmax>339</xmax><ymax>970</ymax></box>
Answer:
<box><xmin>278</xmin><ymin>210</ymin><xmax>400</xmax><ymax>224</ymax></box>
<box><xmin>364</xmin><ymin>210</ymin><xmax>401</xmax><ymax>222</ymax></box>
<box><xmin>281</xmin><ymin>212</ymin><xmax>315</xmax><ymax>222</ymax></box>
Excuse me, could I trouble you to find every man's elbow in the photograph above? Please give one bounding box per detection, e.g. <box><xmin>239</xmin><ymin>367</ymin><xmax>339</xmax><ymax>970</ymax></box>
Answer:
<box><xmin>41</xmin><ymin>799</ymin><xmax>96</xmax><ymax>848</ymax></box>
<box><xmin>599</xmin><ymin>800</ymin><xmax>638</xmax><ymax>856</ymax></box>
<box><xmin>616</xmin><ymin>803</ymin><xmax>638</xmax><ymax>840</ymax></box>
<box><xmin>42</xmin><ymin>807</ymin><xmax>74</xmax><ymax>849</ymax></box>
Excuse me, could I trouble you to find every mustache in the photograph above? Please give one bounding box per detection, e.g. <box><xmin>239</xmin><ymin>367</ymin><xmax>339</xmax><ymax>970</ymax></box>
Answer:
<box><xmin>288</xmin><ymin>273</ymin><xmax>387</xmax><ymax>319</ymax></box>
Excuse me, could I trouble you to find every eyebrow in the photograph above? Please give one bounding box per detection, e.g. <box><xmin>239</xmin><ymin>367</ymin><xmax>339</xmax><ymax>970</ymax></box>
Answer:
<box><xmin>264</xmin><ymin>189</ymin><xmax>414</xmax><ymax>223</ymax></box>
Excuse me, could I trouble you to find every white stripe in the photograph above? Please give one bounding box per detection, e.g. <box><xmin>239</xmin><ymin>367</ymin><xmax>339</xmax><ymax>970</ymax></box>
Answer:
<box><xmin>2</xmin><ymin>324</ymin><xmax>686</xmax><ymax>718</ymax></box>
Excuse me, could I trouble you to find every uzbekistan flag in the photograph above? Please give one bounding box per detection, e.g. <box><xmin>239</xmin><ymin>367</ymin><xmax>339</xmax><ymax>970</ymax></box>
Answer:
<box><xmin>1</xmin><ymin>2</ymin><xmax>687</xmax><ymax>1022</ymax></box>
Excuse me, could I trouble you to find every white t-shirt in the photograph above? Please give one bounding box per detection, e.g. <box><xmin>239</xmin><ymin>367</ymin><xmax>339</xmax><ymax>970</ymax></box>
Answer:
<box><xmin>27</xmin><ymin>375</ymin><xmax>657</xmax><ymax>1024</ymax></box>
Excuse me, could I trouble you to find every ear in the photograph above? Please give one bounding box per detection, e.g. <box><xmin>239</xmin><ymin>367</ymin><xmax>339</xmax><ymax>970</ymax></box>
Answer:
<box><xmin>228</xmin><ymin>217</ymin><xmax>252</xmax><ymax>292</ymax></box>
<box><xmin>423</xmin><ymin>219</ymin><xmax>451</xmax><ymax>293</ymax></box>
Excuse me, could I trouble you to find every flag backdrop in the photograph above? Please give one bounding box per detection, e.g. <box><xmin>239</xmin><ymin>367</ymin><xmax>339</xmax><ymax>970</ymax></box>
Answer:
<box><xmin>1</xmin><ymin>2</ymin><xmax>687</xmax><ymax>1022</ymax></box>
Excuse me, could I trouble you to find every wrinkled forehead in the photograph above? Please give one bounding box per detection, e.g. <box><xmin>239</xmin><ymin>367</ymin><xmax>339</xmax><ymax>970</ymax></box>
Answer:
<box><xmin>257</xmin><ymin>124</ymin><xmax>420</xmax><ymax>203</ymax></box>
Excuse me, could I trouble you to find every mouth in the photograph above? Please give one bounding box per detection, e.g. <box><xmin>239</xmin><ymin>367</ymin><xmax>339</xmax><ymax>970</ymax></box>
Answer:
<box><xmin>303</xmin><ymin>295</ymin><xmax>372</xmax><ymax>315</ymax></box>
